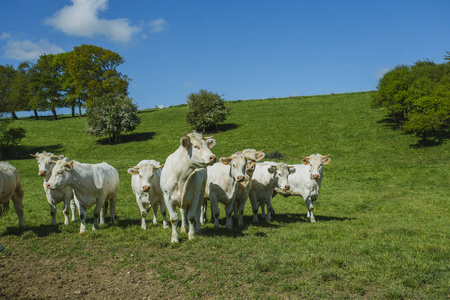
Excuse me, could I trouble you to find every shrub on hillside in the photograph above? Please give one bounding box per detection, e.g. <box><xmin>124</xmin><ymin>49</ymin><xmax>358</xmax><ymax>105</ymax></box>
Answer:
<box><xmin>371</xmin><ymin>56</ymin><xmax>450</xmax><ymax>141</ymax></box>
<box><xmin>186</xmin><ymin>89</ymin><xmax>229</xmax><ymax>133</ymax></box>
<box><xmin>0</xmin><ymin>120</ymin><xmax>26</xmax><ymax>159</ymax></box>
<box><xmin>86</xmin><ymin>93</ymin><xmax>141</xmax><ymax>144</ymax></box>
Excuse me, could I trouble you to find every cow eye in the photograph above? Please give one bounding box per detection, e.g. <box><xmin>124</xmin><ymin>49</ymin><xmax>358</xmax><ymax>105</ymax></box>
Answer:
<box><xmin>58</xmin><ymin>171</ymin><xmax>63</xmax><ymax>175</ymax></box>
<box><xmin>139</xmin><ymin>175</ymin><xmax>142</xmax><ymax>178</ymax></box>
<box><xmin>193</xmin><ymin>145</ymin><xmax>200</xmax><ymax>149</ymax></box>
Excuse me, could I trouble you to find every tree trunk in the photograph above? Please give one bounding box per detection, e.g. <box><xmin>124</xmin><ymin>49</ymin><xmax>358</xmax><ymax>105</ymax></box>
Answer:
<box><xmin>11</xmin><ymin>111</ymin><xmax>18</xmax><ymax>120</ymax></box>
<box><xmin>52</xmin><ymin>108</ymin><xmax>58</xmax><ymax>120</ymax></box>
<box><xmin>78</xmin><ymin>100</ymin><xmax>82</xmax><ymax>117</ymax></box>
<box><xmin>33</xmin><ymin>110</ymin><xmax>39</xmax><ymax>120</ymax></box>
<box><xmin>71</xmin><ymin>104</ymin><xmax>75</xmax><ymax>117</ymax></box>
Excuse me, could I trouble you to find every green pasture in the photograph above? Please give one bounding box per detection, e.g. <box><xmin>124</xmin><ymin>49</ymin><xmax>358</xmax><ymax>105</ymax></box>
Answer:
<box><xmin>1</xmin><ymin>92</ymin><xmax>449</xmax><ymax>298</ymax></box>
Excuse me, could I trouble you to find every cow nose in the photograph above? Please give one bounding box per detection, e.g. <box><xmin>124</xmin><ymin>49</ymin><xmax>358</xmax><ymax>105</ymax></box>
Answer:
<box><xmin>210</xmin><ymin>155</ymin><xmax>216</xmax><ymax>163</ymax></box>
<box><xmin>284</xmin><ymin>185</ymin><xmax>290</xmax><ymax>190</ymax></box>
<box><xmin>39</xmin><ymin>170</ymin><xmax>46</xmax><ymax>176</ymax></box>
<box><xmin>247</xmin><ymin>165</ymin><xmax>254</xmax><ymax>171</ymax></box>
<box><xmin>237</xmin><ymin>175</ymin><xmax>244</xmax><ymax>182</ymax></box>
<box><xmin>312</xmin><ymin>174</ymin><xmax>319</xmax><ymax>179</ymax></box>
<box><xmin>142</xmin><ymin>185</ymin><xmax>150</xmax><ymax>192</ymax></box>
<box><xmin>46</xmin><ymin>183</ymin><xmax>52</xmax><ymax>189</ymax></box>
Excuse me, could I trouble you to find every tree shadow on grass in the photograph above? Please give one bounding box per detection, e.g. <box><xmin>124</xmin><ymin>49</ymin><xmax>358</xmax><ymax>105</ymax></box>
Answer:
<box><xmin>96</xmin><ymin>132</ymin><xmax>156</xmax><ymax>145</ymax></box>
<box><xmin>205</xmin><ymin>123</ymin><xmax>240</xmax><ymax>134</ymax></box>
<box><xmin>4</xmin><ymin>144</ymin><xmax>64</xmax><ymax>160</ymax></box>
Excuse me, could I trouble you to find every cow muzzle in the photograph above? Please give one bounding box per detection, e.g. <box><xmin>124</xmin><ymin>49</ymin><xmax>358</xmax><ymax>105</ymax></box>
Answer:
<box><xmin>312</xmin><ymin>174</ymin><xmax>320</xmax><ymax>179</ymax></box>
<box><xmin>209</xmin><ymin>155</ymin><xmax>217</xmax><ymax>163</ymax></box>
<box><xmin>46</xmin><ymin>183</ymin><xmax>54</xmax><ymax>190</ymax></box>
<box><xmin>284</xmin><ymin>185</ymin><xmax>290</xmax><ymax>191</ymax></box>
<box><xmin>236</xmin><ymin>175</ymin><xmax>244</xmax><ymax>182</ymax></box>
<box><xmin>39</xmin><ymin>170</ymin><xmax>47</xmax><ymax>177</ymax></box>
<box><xmin>142</xmin><ymin>185</ymin><xmax>150</xmax><ymax>192</ymax></box>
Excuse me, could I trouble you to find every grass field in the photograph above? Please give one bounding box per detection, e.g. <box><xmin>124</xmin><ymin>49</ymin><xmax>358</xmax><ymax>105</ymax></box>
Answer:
<box><xmin>0</xmin><ymin>92</ymin><xmax>449</xmax><ymax>299</ymax></box>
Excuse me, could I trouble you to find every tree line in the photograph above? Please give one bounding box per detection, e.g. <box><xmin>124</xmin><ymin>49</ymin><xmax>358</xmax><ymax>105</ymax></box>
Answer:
<box><xmin>0</xmin><ymin>44</ymin><xmax>129</xmax><ymax>120</ymax></box>
<box><xmin>371</xmin><ymin>52</ymin><xmax>450</xmax><ymax>141</ymax></box>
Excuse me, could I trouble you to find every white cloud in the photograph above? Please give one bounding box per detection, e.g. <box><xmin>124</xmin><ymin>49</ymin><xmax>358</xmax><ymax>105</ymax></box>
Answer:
<box><xmin>0</xmin><ymin>32</ymin><xmax>11</xmax><ymax>40</ymax></box>
<box><xmin>180</xmin><ymin>81</ymin><xmax>196</xmax><ymax>88</ymax></box>
<box><xmin>44</xmin><ymin>0</ymin><xmax>141</xmax><ymax>43</ymax></box>
<box><xmin>149</xmin><ymin>18</ymin><xmax>168</xmax><ymax>33</ymax></box>
<box><xmin>3</xmin><ymin>38</ymin><xmax>64</xmax><ymax>60</ymax></box>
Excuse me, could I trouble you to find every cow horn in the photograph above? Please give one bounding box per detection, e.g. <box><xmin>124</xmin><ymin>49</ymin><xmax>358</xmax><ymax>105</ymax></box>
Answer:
<box><xmin>302</xmin><ymin>156</ymin><xmax>310</xmax><ymax>159</ymax></box>
<box><xmin>245</xmin><ymin>156</ymin><xmax>257</xmax><ymax>162</ymax></box>
<box><xmin>322</xmin><ymin>154</ymin><xmax>331</xmax><ymax>158</ymax></box>
<box><xmin>30</xmin><ymin>154</ymin><xmax>38</xmax><ymax>158</ymax></box>
<box><xmin>203</xmin><ymin>135</ymin><xmax>214</xmax><ymax>140</ymax></box>
<box><xmin>155</xmin><ymin>164</ymin><xmax>164</xmax><ymax>169</ymax></box>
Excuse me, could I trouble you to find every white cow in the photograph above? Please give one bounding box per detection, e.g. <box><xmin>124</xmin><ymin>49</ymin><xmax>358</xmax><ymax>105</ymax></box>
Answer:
<box><xmin>127</xmin><ymin>160</ymin><xmax>168</xmax><ymax>229</ymax></box>
<box><xmin>249</xmin><ymin>162</ymin><xmax>295</xmax><ymax>222</ymax></box>
<box><xmin>160</xmin><ymin>132</ymin><xmax>216</xmax><ymax>243</ymax></box>
<box><xmin>233</xmin><ymin>149</ymin><xmax>265</xmax><ymax>227</ymax></box>
<box><xmin>31</xmin><ymin>152</ymin><xmax>77</xmax><ymax>225</ymax></box>
<box><xmin>202</xmin><ymin>152</ymin><xmax>255</xmax><ymax>229</ymax></box>
<box><xmin>46</xmin><ymin>160</ymin><xmax>119</xmax><ymax>233</ymax></box>
<box><xmin>275</xmin><ymin>154</ymin><xmax>330</xmax><ymax>222</ymax></box>
<box><xmin>0</xmin><ymin>162</ymin><xmax>24</xmax><ymax>228</ymax></box>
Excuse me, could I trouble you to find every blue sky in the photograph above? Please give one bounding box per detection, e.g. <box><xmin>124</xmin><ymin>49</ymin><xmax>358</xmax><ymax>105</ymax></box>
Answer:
<box><xmin>1</xmin><ymin>0</ymin><xmax>449</xmax><ymax>111</ymax></box>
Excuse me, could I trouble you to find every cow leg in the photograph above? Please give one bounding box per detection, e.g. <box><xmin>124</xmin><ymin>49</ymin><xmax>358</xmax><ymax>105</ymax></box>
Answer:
<box><xmin>152</xmin><ymin>204</ymin><xmax>159</xmax><ymax>225</ymax></box>
<box><xmin>209</xmin><ymin>195</ymin><xmax>221</xmax><ymax>229</ymax></box>
<box><xmin>109</xmin><ymin>193</ymin><xmax>117</xmax><ymax>225</ymax></box>
<box><xmin>49</xmin><ymin>203</ymin><xmax>57</xmax><ymax>226</ymax></box>
<box><xmin>249</xmin><ymin>191</ymin><xmax>259</xmax><ymax>223</ymax></box>
<box><xmin>136</xmin><ymin>196</ymin><xmax>147</xmax><ymax>230</ymax></box>
<box><xmin>225</xmin><ymin>201</ymin><xmax>234</xmax><ymax>230</ymax></box>
<box><xmin>12</xmin><ymin>186</ymin><xmax>24</xmax><ymax>229</ymax></box>
<box><xmin>99</xmin><ymin>205</ymin><xmax>106</xmax><ymax>225</ymax></box>
<box><xmin>163</xmin><ymin>194</ymin><xmax>179</xmax><ymax>243</ymax></box>
<box><xmin>159</xmin><ymin>198</ymin><xmax>169</xmax><ymax>228</ymax></box>
<box><xmin>237</xmin><ymin>198</ymin><xmax>246</xmax><ymax>227</ymax></box>
<box><xmin>200</xmin><ymin>198</ymin><xmax>208</xmax><ymax>225</ymax></box>
<box><xmin>305</xmin><ymin>196</ymin><xmax>315</xmax><ymax>222</ymax></box>
<box><xmin>180</xmin><ymin>207</ymin><xmax>188</xmax><ymax>233</ymax></box>
<box><xmin>92</xmin><ymin>201</ymin><xmax>103</xmax><ymax>230</ymax></box>
<box><xmin>260</xmin><ymin>200</ymin><xmax>267</xmax><ymax>221</ymax></box>
<box><xmin>62</xmin><ymin>192</ymin><xmax>72</xmax><ymax>225</ymax></box>
<box><xmin>187</xmin><ymin>206</ymin><xmax>197</xmax><ymax>240</ymax></box>
<box><xmin>70</xmin><ymin>199</ymin><xmax>77</xmax><ymax>221</ymax></box>
<box><xmin>266</xmin><ymin>196</ymin><xmax>273</xmax><ymax>222</ymax></box>
<box><xmin>78</xmin><ymin>205</ymin><xmax>88</xmax><ymax>233</ymax></box>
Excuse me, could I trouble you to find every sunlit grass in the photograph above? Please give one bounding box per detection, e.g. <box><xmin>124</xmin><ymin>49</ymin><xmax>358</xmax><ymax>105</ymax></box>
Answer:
<box><xmin>1</xmin><ymin>92</ymin><xmax>449</xmax><ymax>298</ymax></box>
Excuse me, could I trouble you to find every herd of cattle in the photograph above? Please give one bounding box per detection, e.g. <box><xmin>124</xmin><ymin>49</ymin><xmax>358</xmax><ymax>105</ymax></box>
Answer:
<box><xmin>0</xmin><ymin>132</ymin><xmax>330</xmax><ymax>243</ymax></box>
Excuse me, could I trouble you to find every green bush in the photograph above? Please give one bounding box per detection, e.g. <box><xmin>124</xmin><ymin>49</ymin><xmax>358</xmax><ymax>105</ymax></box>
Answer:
<box><xmin>0</xmin><ymin>120</ymin><xmax>26</xmax><ymax>159</ymax></box>
<box><xmin>186</xmin><ymin>89</ymin><xmax>229</xmax><ymax>133</ymax></box>
<box><xmin>86</xmin><ymin>93</ymin><xmax>141</xmax><ymax>144</ymax></box>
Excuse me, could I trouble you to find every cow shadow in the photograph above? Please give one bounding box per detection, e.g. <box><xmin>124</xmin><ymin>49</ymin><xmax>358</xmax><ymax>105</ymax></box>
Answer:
<box><xmin>1</xmin><ymin>224</ymin><xmax>61</xmax><ymax>238</ymax></box>
<box><xmin>274</xmin><ymin>213</ymin><xmax>354</xmax><ymax>223</ymax></box>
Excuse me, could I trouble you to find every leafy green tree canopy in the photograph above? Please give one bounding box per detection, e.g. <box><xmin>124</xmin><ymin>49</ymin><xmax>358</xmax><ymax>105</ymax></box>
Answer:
<box><xmin>186</xmin><ymin>89</ymin><xmax>229</xmax><ymax>133</ymax></box>
<box><xmin>86</xmin><ymin>93</ymin><xmax>140</xmax><ymax>144</ymax></box>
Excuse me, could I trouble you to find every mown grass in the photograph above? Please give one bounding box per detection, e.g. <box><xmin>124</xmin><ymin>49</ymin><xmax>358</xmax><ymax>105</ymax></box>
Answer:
<box><xmin>1</xmin><ymin>92</ymin><xmax>449</xmax><ymax>299</ymax></box>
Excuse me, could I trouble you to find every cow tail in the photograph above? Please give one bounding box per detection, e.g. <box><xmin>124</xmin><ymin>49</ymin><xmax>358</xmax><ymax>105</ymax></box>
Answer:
<box><xmin>0</xmin><ymin>201</ymin><xmax>10</xmax><ymax>219</ymax></box>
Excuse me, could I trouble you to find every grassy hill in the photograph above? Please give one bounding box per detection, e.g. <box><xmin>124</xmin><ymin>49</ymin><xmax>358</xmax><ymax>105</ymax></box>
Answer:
<box><xmin>1</xmin><ymin>92</ymin><xmax>449</xmax><ymax>299</ymax></box>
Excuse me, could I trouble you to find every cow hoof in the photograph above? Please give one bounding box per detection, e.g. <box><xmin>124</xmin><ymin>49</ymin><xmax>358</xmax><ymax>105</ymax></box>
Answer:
<box><xmin>163</xmin><ymin>221</ymin><xmax>169</xmax><ymax>229</ymax></box>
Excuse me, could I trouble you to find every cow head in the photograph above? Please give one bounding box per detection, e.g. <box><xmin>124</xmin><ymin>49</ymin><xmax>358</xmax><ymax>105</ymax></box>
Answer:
<box><xmin>31</xmin><ymin>152</ymin><xmax>68</xmax><ymax>178</ymax></box>
<box><xmin>241</xmin><ymin>149</ymin><xmax>265</xmax><ymax>174</ymax></box>
<box><xmin>302</xmin><ymin>154</ymin><xmax>330</xmax><ymax>180</ymax></box>
<box><xmin>128</xmin><ymin>160</ymin><xmax>163</xmax><ymax>192</ymax></box>
<box><xmin>268</xmin><ymin>163</ymin><xmax>296</xmax><ymax>190</ymax></box>
<box><xmin>220</xmin><ymin>152</ymin><xmax>254</xmax><ymax>182</ymax></box>
<box><xmin>180</xmin><ymin>132</ymin><xmax>217</xmax><ymax>168</ymax></box>
<box><xmin>46</xmin><ymin>160</ymin><xmax>75</xmax><ymax>190</ymax></box>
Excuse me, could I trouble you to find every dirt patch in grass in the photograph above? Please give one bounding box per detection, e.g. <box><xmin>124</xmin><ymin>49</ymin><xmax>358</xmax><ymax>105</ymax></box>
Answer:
<box><xmin>0</xmin><ymin>251</ymin><xmax>183</xmax><ymax>299</ymax></box>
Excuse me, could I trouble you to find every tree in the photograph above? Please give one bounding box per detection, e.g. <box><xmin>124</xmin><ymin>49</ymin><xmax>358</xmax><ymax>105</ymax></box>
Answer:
<box><xmin>65</xmin><ymin>44</ymin><xmax>129</xmax><ymax>116</ymax></box>
<box><xmin>0</xmin><ymin>64</ymin><xmax>17</xmax><ymax>119</ymax></box>
<box><xmin>9</xmin><ymin>62</ymin><xmax>33</xmax><ymax>119</ymax></box>
<box><xmin>86</xmin><ymin>93</ymin><xmax>140</xmax><ymax>144</ymax></box>
<box><xmin>186</xmin><ymin>89</ymin><xmax>229</xmax><ymax>133</ymax></box>
<box><xmin>372</xmin><ymin>54</ymin><xmax>450</xmax><ymax>141</ymax></box>
<box><xmin>29</xmin><ymin>54</ymin><xmax>65</xmax><ymax>120</ymax></box>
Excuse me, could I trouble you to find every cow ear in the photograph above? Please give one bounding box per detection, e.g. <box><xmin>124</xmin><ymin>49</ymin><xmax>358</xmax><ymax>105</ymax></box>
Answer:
<box><xmin>288</xmin><ymin>166</ymin><xmax>296</xmax><ymax>174</ymax></box>
<box><xmin>206</xmin><ymin>138</ymin><xmax>216</xmax><ymax>149</ymax></box>
<box><xmin>68</xmin><ymin>161</ymin><xmax>76</xmax><ymax>169</ymax></box>
<box><xmin>127</xmin><ymin>167</ymin><xmax>138</xmax><ymax>175</ymax></box>
<box><xmin>255</xmin><ymin>151</ymin><xmax>265</xmax><ymax>161</ymax></box>
<box><xmin>302</xmin><ymin>158</ymin><xmax>309</xmax><ymax>165</ymax></box>
<box><xmin>220</xmin><ymin>157</ymin><xmax>232</xmax><ymax>165</ymax></box>
<box><xmin>268</xmin><ymin>166</ymin><xmax>276</xmax><ymax>174</ymax></box>
<box><xmin>181</xmin><ymin>135</ymin><xmax>190</xmax><ymax>148</ymax></box>
<box><xmin>323</xmin><ymin>157</ymin><xmax>331</xmax><ymax>165</ymax></box>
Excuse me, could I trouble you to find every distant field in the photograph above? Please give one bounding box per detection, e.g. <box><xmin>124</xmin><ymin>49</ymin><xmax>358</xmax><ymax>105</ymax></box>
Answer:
<box><xmin>0</xmin><ymin>92</ymin><xmax>448</xmax><ymax>299</ymax></box>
